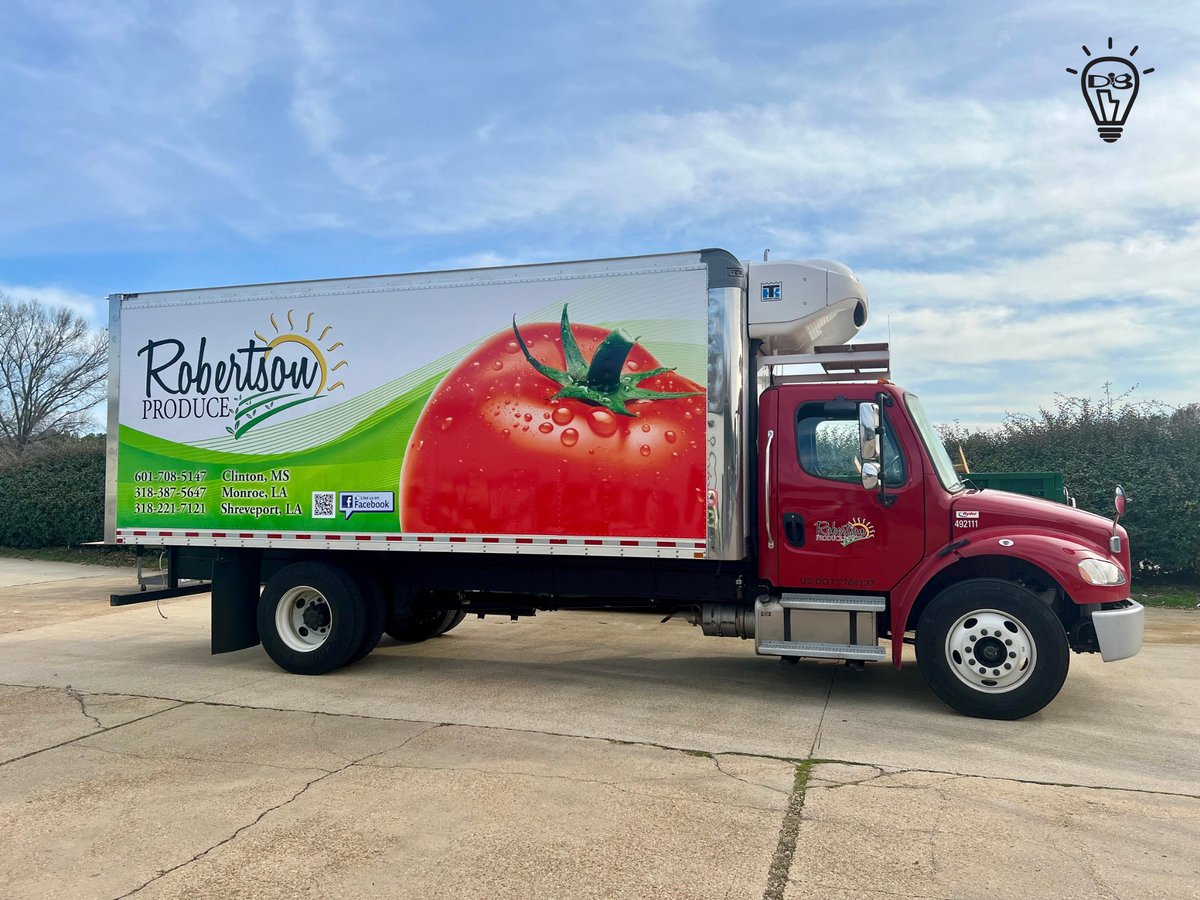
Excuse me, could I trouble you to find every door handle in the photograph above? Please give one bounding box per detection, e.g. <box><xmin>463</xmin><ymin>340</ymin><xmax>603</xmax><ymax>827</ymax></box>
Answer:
<box><xmin>783</xmin><ymin>513</ymin><xmax>805</xmax><ymax>547</ymax></box>
<box><xmin>764</xmin><ymin>429</ymin><xmax>775</xmax><ymax>550</ymax></box>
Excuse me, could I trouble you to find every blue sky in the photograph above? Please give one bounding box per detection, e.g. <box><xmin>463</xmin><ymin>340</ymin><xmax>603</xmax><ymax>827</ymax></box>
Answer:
<box><xmin>2</xmin><ymin>0</ymin><xmax>1197</xmax><ymax>426</ymax></box>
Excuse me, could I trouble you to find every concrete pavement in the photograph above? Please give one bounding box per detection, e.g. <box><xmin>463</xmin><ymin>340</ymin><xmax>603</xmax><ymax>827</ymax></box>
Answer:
<box><xmin>0</xmin><ymin>560</ymin><xmax>1196</xmax><ymax>898</ymax></box>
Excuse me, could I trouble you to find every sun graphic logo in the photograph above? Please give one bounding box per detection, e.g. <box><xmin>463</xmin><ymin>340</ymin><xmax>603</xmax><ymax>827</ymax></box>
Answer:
<box><xmin>227</xmin><ymin>309</ymin><xmax>348</xmax><ymax>438</ymax></box>
<box><xmin>841</xmin><ymin>518</ymin><xmax>876</xmax><ymax>547</ymax></box>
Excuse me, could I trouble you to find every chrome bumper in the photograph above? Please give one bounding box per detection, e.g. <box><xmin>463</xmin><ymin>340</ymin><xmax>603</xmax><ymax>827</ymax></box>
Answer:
<box><xmin>1092</xmin><ymin>600</ymin><xmax>1144</xmax><ymax>662</ymax></box>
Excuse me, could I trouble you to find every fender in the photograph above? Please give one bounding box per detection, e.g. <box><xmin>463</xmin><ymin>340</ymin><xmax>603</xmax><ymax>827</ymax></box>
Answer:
<box><xmin>888</xmin><ymin>527</ymin><xmax>1125</xmax><ymax>666</ymax></box>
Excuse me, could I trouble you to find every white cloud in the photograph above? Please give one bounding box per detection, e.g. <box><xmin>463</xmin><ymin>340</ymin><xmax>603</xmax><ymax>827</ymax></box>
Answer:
<box><xmin>0</xmin><ymin>283</ymin><xmax>104</xmax><ymax>323</ymax></box>
<box><xmin>854</xmin><ymin>229</ymin><xmax>1200</xmax><ymax>425</ymax></box>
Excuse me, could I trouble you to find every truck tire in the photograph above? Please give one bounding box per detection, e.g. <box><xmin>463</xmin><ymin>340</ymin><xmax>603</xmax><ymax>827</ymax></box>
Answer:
<box><xmin>257</xmin><ymin>562</ymin><xmax>367</xmax><ymax>675</ymax></box>
<box><xmin>386</xmin><ymin>609</ymin><xmax>466</xmax><ymax>642</ymax></box>
<box><xmin>345</xmin><ymin>572</ymin><xmax>387</xmax><ymax>666</ymax></box>
<box><xmin>915</xmin><ymin>578</ymin><xmax>1069</xmax><ymax>720</ymax></box>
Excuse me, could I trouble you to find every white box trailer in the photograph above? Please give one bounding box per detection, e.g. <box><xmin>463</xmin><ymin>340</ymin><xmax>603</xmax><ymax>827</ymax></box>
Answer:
<box><xmin>107</xmin><ymin>250</ymin><xmax>864</xmax><ymax>561</ymax></box>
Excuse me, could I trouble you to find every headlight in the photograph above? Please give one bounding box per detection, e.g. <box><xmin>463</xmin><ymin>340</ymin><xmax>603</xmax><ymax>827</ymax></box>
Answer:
<box><xmin>1078</xmin><ymin>558</ymin><xmax>1126</xmax><ymax>586</ymax></box>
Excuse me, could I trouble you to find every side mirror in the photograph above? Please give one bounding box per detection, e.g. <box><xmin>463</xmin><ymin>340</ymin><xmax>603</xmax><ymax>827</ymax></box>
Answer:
<box><xmin>1114</xmin><ymin>484</ymin><xmax>1126</xmax><ymax>518</ymax></box>
<box><xmin>861</xmin><ymin>460</ymin><xmax>881</xmax><ymax>491</ymax></box>
<box><xmin>858</xmin><ymin>403</ymin><xmax>880</xmax><ymax>462</ymax></box>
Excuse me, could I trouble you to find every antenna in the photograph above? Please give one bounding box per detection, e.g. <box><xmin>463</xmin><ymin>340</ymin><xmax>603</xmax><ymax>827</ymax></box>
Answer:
<box><xmin>763</xmin><ymin>249</ymin><xmax>770</xmax><ymax>261</ymax></box>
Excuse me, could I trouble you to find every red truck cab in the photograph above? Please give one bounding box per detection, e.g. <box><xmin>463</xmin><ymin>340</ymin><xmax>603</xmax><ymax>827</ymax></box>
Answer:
<box><xmin>754</xmin><ymin>379</ymin><xmax>1143</xmax><ymax>719</ymax></box>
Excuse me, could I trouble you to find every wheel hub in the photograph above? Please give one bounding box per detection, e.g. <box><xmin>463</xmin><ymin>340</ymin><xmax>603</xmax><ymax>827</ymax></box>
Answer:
<box><xmin>302</xmin><ymin>602</ymin><xmax>330</xmax><ymax>631</ymax></box>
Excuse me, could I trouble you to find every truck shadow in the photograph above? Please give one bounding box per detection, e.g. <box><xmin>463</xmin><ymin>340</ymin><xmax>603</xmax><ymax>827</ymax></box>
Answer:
<box><xmin>360</xmin><ymin>633</ymin><xmax>947</xmax><ymax>717</ymax></box>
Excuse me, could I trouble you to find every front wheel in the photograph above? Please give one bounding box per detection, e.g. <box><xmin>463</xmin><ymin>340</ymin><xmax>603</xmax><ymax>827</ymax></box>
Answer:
<box><xmin>915</xmin><ymin>578</ymin><xmax>1069</xmax><ymax>720</ymax></box>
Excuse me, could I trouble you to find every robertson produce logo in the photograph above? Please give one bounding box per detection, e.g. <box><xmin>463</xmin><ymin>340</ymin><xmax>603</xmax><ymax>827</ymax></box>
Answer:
<box><xmin>137</xmin><ymin>309</ymin><xmax>348</xmax><ymax>438</ymax></box>
<box><xmin>814</xmin><ymin>518</ymin><xmax>876</xmax><ymax>547</ymax></box>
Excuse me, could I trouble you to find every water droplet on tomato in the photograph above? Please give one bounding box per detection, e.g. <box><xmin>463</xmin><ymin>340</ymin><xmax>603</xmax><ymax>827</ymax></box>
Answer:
<box><xmin>639</xmin><ymin>445</ymin><xmax>651</xmax><ymax>457</ymax></box>
<box><xmin>561</xmin><ymin>428</ymin><xmax>579</xmax><ymax>447</ymax></box>
<box><xmin>552</xmin><ymin>407</ymin><xmax>573</xmax><ymax>425</ymax></box>
<box><xmin>538</xmin><ymin>422</ymin><xmax>553</xmax><ymax>434</ymax></box>
<box><xmin>627</xmin><ymin>361</ymin><xmax>640</xmax><ymax>371</ymax></box>
<box><xmin>522</xmin><ymin>425</ymin><xmax>529</xmax><ymax>432</ymax></box>
<box><xmin>471</xmin><ymin>361</ymin><xmax>480</xmax><ymax>368</ymax></box>
<box><xmin>542</xmin><ymin>411</ymin><xmax>550</xmax><ymax>419</ymax></box>
<box><xmin>664</xmin><ymin>430</ymin><xmax>677</xmax><ymax>443</ymax></box>
<box><xmin>502</xmin><ymin>429</ymin><xmax>510</xmax><ymax>437</ymax></box>
<box><xmin>505</xmin><ymin>341</ymin><xmax>519</xmax><ymax>354</ymax></box>
<box><xmin>587</xmin><ymin>409</ymin><xmax>618</xmax><ymax>437</ymax></box>
<box><xmin>641</xmin><ymin>423</ymin><xmax>651</xmax><ymax>433</ymax></box>
<box><xmin>671</xmin><ymin>452</ymin><xmax>679</xmax><ymax>460</ymax></box>
<box><xmin>524</xmin><ymin>413</ymin><xmax>533</xmax><ymax>422</ymax></box>
<box><xmin>492</xmin><ymin>360</ymin><xmax>503</xmax><ymax>370</ymax></box>
<box><xmin>440</xmin><ymin>417</ymin><xmax>454</xmax><ymax>431</ymax></box>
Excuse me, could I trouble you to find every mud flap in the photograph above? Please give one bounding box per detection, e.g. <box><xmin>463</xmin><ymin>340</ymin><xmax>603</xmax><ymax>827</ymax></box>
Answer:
<box><xmin>211</xmin><ymin>550</ymin><xmax>262</xmax><ymax>654</ymax></box>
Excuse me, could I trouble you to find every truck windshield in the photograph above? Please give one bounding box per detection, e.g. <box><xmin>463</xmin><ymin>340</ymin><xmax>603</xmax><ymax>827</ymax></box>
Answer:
<box><xmin>904</xmin><ymin>394</ymin><xmax>963</xmax><ymax>493</ymax></box>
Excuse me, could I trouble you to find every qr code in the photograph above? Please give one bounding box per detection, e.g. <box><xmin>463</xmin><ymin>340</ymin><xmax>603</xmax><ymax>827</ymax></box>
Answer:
<box><xmin>312</xmin><ymin>491</ymin><xmax>336</xmax><ymax>519</ymax></box>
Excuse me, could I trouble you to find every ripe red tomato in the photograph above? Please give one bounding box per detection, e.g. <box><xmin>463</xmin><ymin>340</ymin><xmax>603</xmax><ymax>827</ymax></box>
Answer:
<box><xmin>399</xmin><ymin>308</ymin><xmax>706</xmax><ymax>537</ymax></box>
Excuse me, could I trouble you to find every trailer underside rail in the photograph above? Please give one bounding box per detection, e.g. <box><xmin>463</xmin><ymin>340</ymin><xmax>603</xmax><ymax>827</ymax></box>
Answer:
<box><xmin>109</xmin><ymin>545</ymin><xmax>212</xmax><ymax>606</ymax></box>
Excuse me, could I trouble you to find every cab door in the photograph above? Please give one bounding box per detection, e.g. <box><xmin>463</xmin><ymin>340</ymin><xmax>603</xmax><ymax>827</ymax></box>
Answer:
<box><xmin>760</xmin><ymin>388</ymin><xmax>926</xmax><ymax>593</ymax></box>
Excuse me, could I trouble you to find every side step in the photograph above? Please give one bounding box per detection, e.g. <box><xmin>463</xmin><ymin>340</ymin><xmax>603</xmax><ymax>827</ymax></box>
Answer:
<box><xmin>779</xmin><ymin>593</ymin><xmax>885</xmax><ymax>612</ymax></box>
<box><xmin>755</xmin><ymin>594</ymin><xmax>886</xmax><ymax>662</ymax></box>
<box><xmin>759</xmin><ymin>640</ymin><xmax>886</xmax><ymax>661</ymax></box>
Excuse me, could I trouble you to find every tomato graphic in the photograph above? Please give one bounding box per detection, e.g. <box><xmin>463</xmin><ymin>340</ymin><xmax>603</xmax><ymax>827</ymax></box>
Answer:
<box><xmin>399</xmin><ymin>307</ymin><xmax>706</xmax><ymax>537</ymax></box>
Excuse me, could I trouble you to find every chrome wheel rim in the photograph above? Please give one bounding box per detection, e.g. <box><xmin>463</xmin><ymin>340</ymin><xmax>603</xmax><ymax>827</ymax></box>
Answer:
<box><xmin>944</xmin><ymin>608</ymin><xmax>1035</xmax><ymax>693</ymax></box>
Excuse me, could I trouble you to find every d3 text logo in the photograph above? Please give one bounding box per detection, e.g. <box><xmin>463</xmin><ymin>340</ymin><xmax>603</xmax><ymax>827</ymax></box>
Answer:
<box><xmin>1066</xmin><ymin>37</ymin><xmax>1154</xmax><ymax>143</ymax></box>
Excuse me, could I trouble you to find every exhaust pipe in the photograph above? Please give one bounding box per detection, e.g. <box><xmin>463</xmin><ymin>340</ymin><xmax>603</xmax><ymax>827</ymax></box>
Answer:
<box><xmin>686</xmin><ymin>603</ymin><xmax>754</xmax><ymax>639</ymax></box>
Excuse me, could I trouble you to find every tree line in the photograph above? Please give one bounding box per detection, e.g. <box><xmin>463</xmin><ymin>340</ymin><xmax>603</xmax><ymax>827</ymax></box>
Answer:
<box><xmin>0</xmin><ymin>295</ymin><xmax>1196</xmax><ymax>580</ymax></box>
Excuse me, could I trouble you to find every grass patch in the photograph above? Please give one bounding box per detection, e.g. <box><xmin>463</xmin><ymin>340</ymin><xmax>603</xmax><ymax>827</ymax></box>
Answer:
<box><xmin>763</xmin><ymin>759</ymin><xmax>815</xmax><ymax>900</ymax></box>
<box><xmin>0</xmin><ymin>544</ymin><xmax>140</xmax><ymax>568</ymax></box>
<box><xmin>1135</xmin><ymin>583</ymin><xmax>1199</xmax><ymax>610</ymax></box>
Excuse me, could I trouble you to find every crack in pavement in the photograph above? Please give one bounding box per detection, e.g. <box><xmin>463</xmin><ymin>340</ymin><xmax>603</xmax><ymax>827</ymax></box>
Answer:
<box><xmin>76</xmin><ymin>743</ymin><xmax>336</xmax><ymax>777</ymax></box>
<box><xmin>802</xmin><ymin>759</ymin><xmax>1200</xmax><ymax>801</ymax></box>
<box><xmin>64</xmin><ymin>684</ymin><xmax>104</xmax><ymax>731</ymax></box>
<box><xmin>808</xmin><ymin>668</ymin><xmax>837</xmax><ymax>758</ymax></box>
<box><xmin>0</xmin><ymin>700</ymin><xmax>186</xmax><ymax>770</ymax></box>
<box><xmin>114</xmin><ymin>723</ymin><xmax>440</xmax><ymax>899</ymax></box>
<box><xmin>762</xmin><ymin>760</ymin><xmax>813</xmax><ymax>900</ymax></box>
<box><xmin>712</xmin><ymin>755</ymin><xmax>792</xmax><ymax>796</ymax></box>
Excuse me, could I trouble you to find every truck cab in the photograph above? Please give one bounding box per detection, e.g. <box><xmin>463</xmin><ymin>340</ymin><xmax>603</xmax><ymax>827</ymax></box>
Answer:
<box><xmin>748</xmin><ymin>369</ymin><xmax>1144</xmax><ymax>719</ymax></box>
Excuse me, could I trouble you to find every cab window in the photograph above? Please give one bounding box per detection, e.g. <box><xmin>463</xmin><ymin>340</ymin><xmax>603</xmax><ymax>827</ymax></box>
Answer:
<box><xmin>795</xmin><ymin>401</ymin><xmax>906</xmax><ymax>485</ymax></box>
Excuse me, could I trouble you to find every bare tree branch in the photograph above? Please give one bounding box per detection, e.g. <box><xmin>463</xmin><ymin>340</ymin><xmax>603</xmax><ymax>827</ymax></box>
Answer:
<box><xmin>0</xmin><ymin>294</ymin><xmax>107</xmax><ymax>461</ymax></box>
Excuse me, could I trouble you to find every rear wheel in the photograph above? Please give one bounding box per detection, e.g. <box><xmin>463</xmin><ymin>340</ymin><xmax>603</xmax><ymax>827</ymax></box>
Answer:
<box><xmin>257</xmin><ymin>562</ymin><xmax>367</xmax><ymax>675</ymax></box>
<box><xmin>915</xmin><ymin>578</ymin><xmax>1069</xmax><ymax>720</ymax></box>
<box><xmin>345</xmin><ymin>572</ymin><xmax>386</xmax><ymax>666</ymax></box>
<box><xmin>386</xmin><ymin>608</ymin><xmax>466</xmax><ymax>642</ymax></box>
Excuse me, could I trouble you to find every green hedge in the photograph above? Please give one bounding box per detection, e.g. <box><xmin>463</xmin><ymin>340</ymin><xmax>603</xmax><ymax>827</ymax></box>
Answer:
<box><xmin>0</xmin><ymin>439</ymin><xmax>106</xmax><ymax>548</ymax></box>
<box><xmin>944</xmin><ymin>396</ymin><xmax>1199</xmax><ymax>581</ymax></box>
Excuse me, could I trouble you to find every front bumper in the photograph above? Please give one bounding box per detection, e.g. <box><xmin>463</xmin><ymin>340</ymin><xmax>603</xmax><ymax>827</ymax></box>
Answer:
<box><xmin>1092</xmin><ymin>599</ymin><xmax>1144</xmax><ymax>662</ymax></box>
